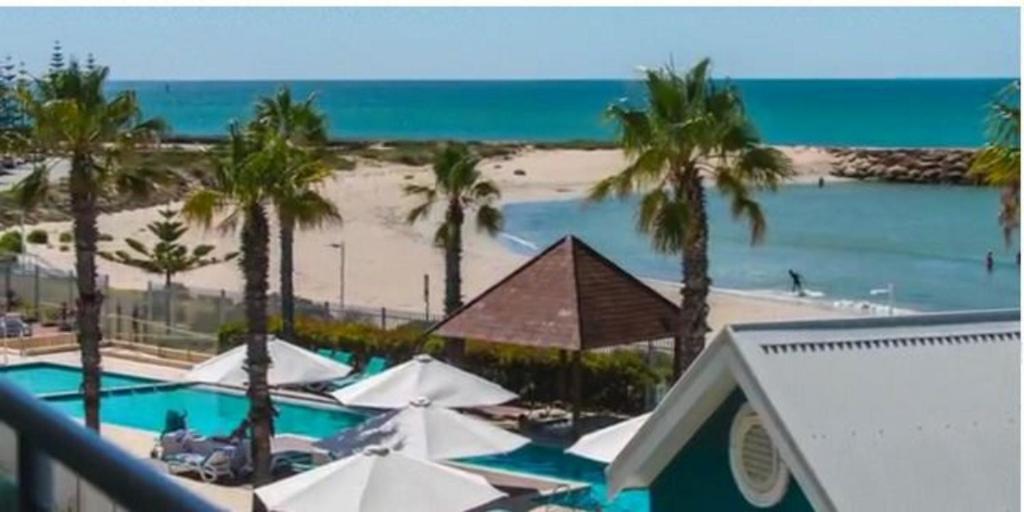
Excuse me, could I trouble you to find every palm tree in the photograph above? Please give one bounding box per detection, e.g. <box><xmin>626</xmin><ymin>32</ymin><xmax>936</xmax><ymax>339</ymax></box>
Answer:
<box><xmin>251</xmin><ymin>87</ymin><xmax>338</xmax><ymax>341</ymax></box>
<box><xmin>404</xmin><ymin>143</ymin><xmax>503</xmax><ymax>364</ymax></box>
<box><xmin>589</xmin><ymin>59</ymin><xmax>792</xmax><ymax>380</ymax></box>
<box><xmin>970</xmin><ymin>81</ymin><xmax>1020</xmax><ymax>243</ymax></box>
<box><xmin>182</xmin><ymin>125</ymin><xmax>277</xmax><ymax>485</ymax></box>
<box><xmin>12</xmin><ymin>60</ymin><xmax>166</xmax><ymax>431</ymax></box>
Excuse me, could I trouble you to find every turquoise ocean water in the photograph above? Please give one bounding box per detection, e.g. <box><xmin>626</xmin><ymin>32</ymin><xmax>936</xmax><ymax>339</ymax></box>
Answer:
<box><xmin>502</xmin><ymin>183</ymin><xmax>1020</xmax><ymax>312</ymax></box>
<box><xmin>113</xmin><ymin>79</ymin><xmax>1010</xmax><ymax>146</ymax></box>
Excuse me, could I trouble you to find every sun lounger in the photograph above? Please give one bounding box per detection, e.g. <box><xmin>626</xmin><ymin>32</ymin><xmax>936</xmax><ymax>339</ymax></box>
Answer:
<box><xmin>165</xmin><ymin>447</ymin><xmax>236</xmax><ymax>483</ymax></box>
<box><xmin>154</xmin><ymin>429</ymin><xmax>202</xmax><ymax>459</ymax></box>
<box><xmin>316</xmin><ymin>348</ymin><xmax>354</xmax><ymax>366</ymax></box>
<box><xmin>308</xmin><ymin>355</ymin><xmax>391</xmax><ymax>393</ymax></box>
<box><xmin>362</xmin><ymin>356</ymin><xmax>388</xmax><ymax>376</ymax></box>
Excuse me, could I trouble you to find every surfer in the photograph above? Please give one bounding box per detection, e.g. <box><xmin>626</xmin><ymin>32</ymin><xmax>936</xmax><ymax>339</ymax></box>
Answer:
<box><xmin>985</xmin><ymin>251</ymin><xmax>994</xmax><ymax>272</ymax></box>
<box><xmin>788</xmin><ymin>269</ymin><xmax>805</xmax><ymax>296</ymax></box>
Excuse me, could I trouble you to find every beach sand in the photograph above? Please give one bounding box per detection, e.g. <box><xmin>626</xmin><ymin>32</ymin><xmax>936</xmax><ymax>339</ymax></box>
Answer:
<box><xmin>22</xmin><ymin>146</ymin><xmax>855</xmax><ymax>334</ymax></box>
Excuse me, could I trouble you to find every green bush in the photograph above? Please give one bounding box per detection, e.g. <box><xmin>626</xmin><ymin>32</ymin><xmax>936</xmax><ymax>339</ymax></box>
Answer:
<box><xmin>217</xmin><ymin>315</ymin><xmax>658</xmax><ymax>414</ymax></box>
<box><xmin>0</xmin><ymin>231</ymin><xmax>22</xmax><ymax>254</ymax></box>
<box><xmin>26</xmin><ymin>229</ymin><xmax>48</xmax><ymax>245</ymax></box>
<box><xmin>58</xmin><ymin>231</ymin><xmax>72</xmax><ymax>243</ymax></box>
<box><xmin>98</xmin><ymin>233</ymin><xmax>114</xmax><ymax>242</ymax></box>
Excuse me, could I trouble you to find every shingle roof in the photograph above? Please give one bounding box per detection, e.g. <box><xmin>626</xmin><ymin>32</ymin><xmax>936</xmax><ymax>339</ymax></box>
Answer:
<box><xmin>608</xmin><ymin>310</ymin><xmax>1021</xmax><ymax>512</ymax></box>
<box><xmin>430</xmin><ymin>235</ymin><xmax>679</xmax><ymax>351</ymax></box>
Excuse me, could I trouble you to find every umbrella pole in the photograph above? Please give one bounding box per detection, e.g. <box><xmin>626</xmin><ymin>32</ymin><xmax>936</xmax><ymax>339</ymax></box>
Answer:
<box><xmin>571</xmin><ymin>350</ymin><xmax>582</xmax><ymax>439</ymax></box>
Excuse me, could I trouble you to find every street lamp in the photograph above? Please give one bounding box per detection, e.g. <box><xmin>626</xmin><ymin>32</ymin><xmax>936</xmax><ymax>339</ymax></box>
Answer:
<box><xmin>328</xmin><ymin>242</ymin><xmax>345</xmax><ymax>316</ymax></box>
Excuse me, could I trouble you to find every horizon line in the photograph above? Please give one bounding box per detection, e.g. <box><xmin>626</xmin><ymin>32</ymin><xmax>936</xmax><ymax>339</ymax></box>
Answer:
<box><xmin>106</xmin><ymin>75</ymin><xmax>1022</xmax><ymax>82</ymax></box>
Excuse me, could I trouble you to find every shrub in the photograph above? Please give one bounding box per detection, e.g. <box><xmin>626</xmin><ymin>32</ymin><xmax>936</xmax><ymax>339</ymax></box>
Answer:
<box><xmin>217</xmin><ymin>315</ymin><xmax>659</xmax><ymax>413</ymax></box>
<box><xmin>58</xmin><ymin>231</ymin><xmax>72</xmax><ymax>243</ymax></box>
<box><xmin>26</xmin><ymin>229</ymin><xmax>48</xmax><ymax>245</ymax></box>
<box><xmin>0</xmin><ymin>231</ymin><xmax>22</xmax><ymax>254</ymax></box>
<box><xmin>98</xmin><ymin>233</ymin><xmax>114</xmax><ymax>242</ymax></box>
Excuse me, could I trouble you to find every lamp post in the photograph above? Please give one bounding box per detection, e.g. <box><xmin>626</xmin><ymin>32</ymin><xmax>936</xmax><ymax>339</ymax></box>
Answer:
<box><xmin>329</xmin><ymin>242</ymin><xmax>345</xmax><ymax>317</ymax></box>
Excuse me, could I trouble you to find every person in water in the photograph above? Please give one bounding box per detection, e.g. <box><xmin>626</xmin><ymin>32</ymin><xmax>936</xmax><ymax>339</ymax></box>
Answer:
<box><xmin>788</xmin><ymin>269</ymin><xmax>805</xmax><ymax>295</ymax></box>
<box><xmin>986</xmin><ymin>251</ymin><xmax>994</xmax><ymax>272</ymax></box>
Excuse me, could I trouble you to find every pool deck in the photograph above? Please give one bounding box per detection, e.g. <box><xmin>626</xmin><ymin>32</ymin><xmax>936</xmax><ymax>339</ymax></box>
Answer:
<box><xmin>1</xmin><ymin>348</ymin><xmax>590</xmax><ymax>511</ymax></box>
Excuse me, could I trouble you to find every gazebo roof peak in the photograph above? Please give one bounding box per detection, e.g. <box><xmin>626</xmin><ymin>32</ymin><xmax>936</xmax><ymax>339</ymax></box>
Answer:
<box><xmin>431</xmin><ymin>235</ymin><xmax>679</xmax><ymax>351</ymax></box>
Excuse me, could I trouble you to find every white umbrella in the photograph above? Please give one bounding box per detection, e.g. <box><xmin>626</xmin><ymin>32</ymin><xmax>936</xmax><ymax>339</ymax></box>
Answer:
<box><xmin>184</xmin><ymin>336</ymin><xmax>352</xmax><ymax>387</ymax></box>
<box><xmin>566</xmin><ymin>413</ymin><xmax>651</xmax><ymax>464</ymax></box>
<box><xmin>255</xmin><ymin>445</ymin><xmax>506</xmax><ymax>512</ymax></box>
<box><xmin>331</xmin><ymin>354</ymin><xmax>516</xmax><ymax>409</ymax></box>
<box><xmin>314</xmin><ymin>396</ymin><xmax>529</xmax><ymax>460</ymax></box>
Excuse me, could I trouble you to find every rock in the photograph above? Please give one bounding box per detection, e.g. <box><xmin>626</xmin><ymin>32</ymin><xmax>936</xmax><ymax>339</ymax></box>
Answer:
<box><xmin>513</xmin><ymin>169</ymin><xmax>526</xmax><ymax>176</ymax></box>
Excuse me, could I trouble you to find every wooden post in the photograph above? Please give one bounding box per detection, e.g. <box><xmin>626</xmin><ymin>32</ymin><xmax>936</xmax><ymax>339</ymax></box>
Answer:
<box><xmin>571</xmin><ymin>350</ymin><xmax>582</xmax><ymax>440</ymax></box>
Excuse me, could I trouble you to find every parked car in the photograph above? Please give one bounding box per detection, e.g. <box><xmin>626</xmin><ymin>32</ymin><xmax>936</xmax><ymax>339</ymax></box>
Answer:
<box><xmin>0</xmin><ymin>314</ymin><xmax>32</xmax><ymax>338</ymax></box>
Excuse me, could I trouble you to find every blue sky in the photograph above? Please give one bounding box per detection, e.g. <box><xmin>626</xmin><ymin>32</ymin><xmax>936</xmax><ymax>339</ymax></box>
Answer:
<box><xmin>0</xmin><ymin>7</ymin><xmax>1018</xmax><ymax>80</ymax></box>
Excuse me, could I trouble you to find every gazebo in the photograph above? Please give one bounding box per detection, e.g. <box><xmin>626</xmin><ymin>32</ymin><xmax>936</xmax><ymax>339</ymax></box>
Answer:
<box><xmin>429</xmin><ymin>235</ymin><xmax>679</xmax><ymax>436</ymax></box>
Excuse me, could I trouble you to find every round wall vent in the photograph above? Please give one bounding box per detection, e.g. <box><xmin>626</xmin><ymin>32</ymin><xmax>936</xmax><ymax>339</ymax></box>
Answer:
<box><xmin>729</xmin><ymin>403</ymin><xmax>790</xmax><ymax>507</ymax></box>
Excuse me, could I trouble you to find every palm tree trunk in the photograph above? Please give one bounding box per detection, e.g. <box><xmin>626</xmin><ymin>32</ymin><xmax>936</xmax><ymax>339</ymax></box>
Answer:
<box><xmin>70</xmin><ymin>155</ymin><xmax>103</xmax><ymax>431</ymax></box>
<box><xmin>443</xmin><ymin>203</ymin><xmax>465</xmax><ymax>364</ymax></box>
<box><xmin>279</xmin><ymin>218</ymin><xmax>296</xmax><ymax>342</ymax></box>
<box><xmin>241</xmin><ymin>204</ymin><xmax>274</xmax><ymax>486</ymax></box>
<box><xmin>676</xmin><ymin>177</ymin><xmax>711</xmax><ymax>381</ymax></box>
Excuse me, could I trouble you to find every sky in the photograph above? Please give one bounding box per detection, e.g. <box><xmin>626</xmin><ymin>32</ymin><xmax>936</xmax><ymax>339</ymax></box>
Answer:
<box><xmin>0</xmin><ymin>7</ymin><xmax>1019</xmax><ymax>80</ymax></box>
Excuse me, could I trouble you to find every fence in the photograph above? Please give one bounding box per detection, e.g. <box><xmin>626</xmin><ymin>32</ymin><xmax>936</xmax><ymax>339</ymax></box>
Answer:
<box><xmin>1</xmin><ymin>256</ymin><xmax>432</xmax><ymax>360</ymax></box>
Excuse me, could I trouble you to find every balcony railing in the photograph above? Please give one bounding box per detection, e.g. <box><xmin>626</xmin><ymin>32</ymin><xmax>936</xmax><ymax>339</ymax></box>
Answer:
<box><xmin>0</xmin><ymin>377</ymin><xmax>218</xmax><ymax>511</ymax></box>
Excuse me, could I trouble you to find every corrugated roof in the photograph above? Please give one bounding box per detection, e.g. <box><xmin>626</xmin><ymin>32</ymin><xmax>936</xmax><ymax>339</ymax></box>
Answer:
<box><xmin>608</xmin><ymin>310</ymin><xmax>1021</xmax><ymax>512</ymax></box>
<box><xmin>430</xmin><ymin>235</ymin><xmax>679</xmax><ymax>351</ymax></box>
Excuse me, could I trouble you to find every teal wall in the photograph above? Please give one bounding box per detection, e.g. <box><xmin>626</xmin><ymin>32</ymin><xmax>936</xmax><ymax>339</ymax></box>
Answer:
<box><xmin>650</xmin><ymin>389</ymin><xmax>814</xmax><ymax>511</ymax></box>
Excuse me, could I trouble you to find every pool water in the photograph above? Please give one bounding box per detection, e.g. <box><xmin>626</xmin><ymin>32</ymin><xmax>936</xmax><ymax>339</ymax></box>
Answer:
<box><xmin>33</xmin><ymin>370</ymin><xmax>646</xmax><ymax>511</ymax></box>
<box><xmin>466</xmin><ymin>444</ymin><xmax>650</xmax><ymax>512</ymax></box>
<box><xmin>0</xmin><ymin>363</ymin><xmax>158</xmax><ymax>395</ymax></box>
<box><xmin>46</xmin><ymin>385</ymin><xmax>368</xmax><ymax>438</ymax></box>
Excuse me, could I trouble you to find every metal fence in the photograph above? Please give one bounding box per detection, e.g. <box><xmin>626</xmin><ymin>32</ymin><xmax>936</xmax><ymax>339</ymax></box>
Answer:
<box><xmin>1</xmin><ymin>255</ymin><xmax>432</xmax><ymax>359</ymax></box>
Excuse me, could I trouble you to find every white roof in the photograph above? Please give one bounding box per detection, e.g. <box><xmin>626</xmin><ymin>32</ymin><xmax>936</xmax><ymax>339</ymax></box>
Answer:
<box><xmin>608</xmin><ymin>310</ymin><xmax>1021</xmax><ymax>512</ymax></box>
<box><xmin>255</xmin><ymin>445</ymin><xmax>506</xmax><ymax>512</ymax></box>
<box><xmin>567</xmin><ymin>413</ymin><xmax>651</xmax><ymax>464</ymax></box>
<box><xmin>330</xmin><ymin>354</ymin><xmax>517</xmax><ymax>409</ymax></box>
<box><xmin>314</xmin><ymin>396</ymin><xmax>529</xmax><ymax>460</ymax></box>
<box><xmin>184</xmin><ymin>337</ymin><xmax>353</xmax><ymax>387</ymax></box>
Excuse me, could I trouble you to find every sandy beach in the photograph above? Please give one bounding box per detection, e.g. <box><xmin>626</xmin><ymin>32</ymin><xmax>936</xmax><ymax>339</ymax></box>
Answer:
<box><xmin>21</xmin><ymin>145</ymin><xmax>854</xmax><ymax>333</ymax></box>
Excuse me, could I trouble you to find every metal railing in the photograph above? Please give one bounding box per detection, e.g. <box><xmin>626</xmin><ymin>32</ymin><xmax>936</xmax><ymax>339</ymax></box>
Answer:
<box><xmin>0</xmin><ymin>378</ymin><xmax>218</xmax><ymax>512</ymax></box>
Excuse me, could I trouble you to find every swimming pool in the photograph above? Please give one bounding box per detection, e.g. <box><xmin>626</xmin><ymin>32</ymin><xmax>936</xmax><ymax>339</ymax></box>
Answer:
<box><xmin>0</xmin><ymin>363</ymin><xmax>159</xmax><ymax>395</ymax></box>
<box><xmin>39</xmin><ymin>373</ymin><xmax>647</xmax><ymax>510</ymax></box>
<box><xmin>466</xmin><ymin>444</ymin><xmax>649</xmax><ymax>512</ymax></box>
<box><xmin>46</xmin><ymin>384</ymin><xmax>368</xmax><ymax>438</ymax></box>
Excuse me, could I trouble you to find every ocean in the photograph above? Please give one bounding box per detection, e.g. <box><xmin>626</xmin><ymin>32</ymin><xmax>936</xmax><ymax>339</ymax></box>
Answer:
<box><xmin>109</xmin><ymin>78</ymin><xmax>1019</xmax><ymax>312</ymax></box>
<box><xmin>501</xmin><ymin>183</ymin><xmax>1020</xmax><ymax>312</ymax></box>
<box><xmin>110</xmin><ymin>79</ymin><xmax>1013</xmax><ymax>146</ymax></box>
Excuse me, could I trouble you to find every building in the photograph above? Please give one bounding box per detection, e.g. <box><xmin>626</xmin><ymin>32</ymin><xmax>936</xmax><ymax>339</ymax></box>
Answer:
<box><xmin>607</xmin><ymin>310</ymin><xmax>1020</xmax><ymax>511</ymax></box>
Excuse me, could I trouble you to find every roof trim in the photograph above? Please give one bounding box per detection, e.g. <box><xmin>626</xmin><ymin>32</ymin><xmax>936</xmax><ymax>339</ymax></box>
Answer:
<box><xmin>729</xmin><ymin>308</ymin><xmax>1019</xmax><ymax>334</ymax></box>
